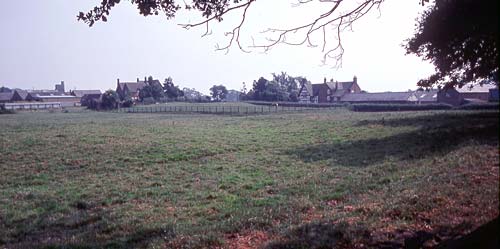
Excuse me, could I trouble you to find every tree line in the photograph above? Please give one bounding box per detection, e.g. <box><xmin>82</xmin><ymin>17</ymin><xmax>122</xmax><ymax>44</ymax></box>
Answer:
<box><xmin>87</xmin><ymin>76</ymin><xmax>231</xmax><ymax>110</ymax></box>
<box><xmin>240</xmin><ymin>72</ymin><xmax>308</xmax><ymax>102</ymax></box>
<box><xmin>87</xmin><ymin>71</ymin><xmax>309</xmax><ymax>110</ymax></box>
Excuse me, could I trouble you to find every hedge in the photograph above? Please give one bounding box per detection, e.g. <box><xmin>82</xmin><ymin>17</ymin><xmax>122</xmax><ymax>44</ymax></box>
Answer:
<box><xmin>454</xmin><ymin>103</ymin><xmax>499</xmax><ymax>110</ymax></box>
<box><xmin>348</xmin><ymin>103</ymin><xmax>453</xmax><ymax>112</ymax></box>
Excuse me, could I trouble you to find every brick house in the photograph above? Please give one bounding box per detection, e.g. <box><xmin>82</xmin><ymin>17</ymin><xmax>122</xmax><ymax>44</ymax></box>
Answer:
<box><xmin>298</xmin><ymin>76</ymin><xmax>361</xmax><ymax>103</ymax></box>
<box><xmin>116</xmin><ymin>78</ymin><xmax>148</xmax><ymax>100</ymax></box>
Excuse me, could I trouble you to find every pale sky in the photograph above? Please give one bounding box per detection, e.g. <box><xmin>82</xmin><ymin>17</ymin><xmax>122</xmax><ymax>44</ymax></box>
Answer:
<box><xmin>0</xmin><ymin>0</ymin><xmax>435</xmax><ymax>94</ymax></box>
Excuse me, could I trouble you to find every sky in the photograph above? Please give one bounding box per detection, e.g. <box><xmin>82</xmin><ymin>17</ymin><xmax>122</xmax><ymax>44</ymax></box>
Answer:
<box><xmin>0</xmin><ymin>0</ymin><xmax>435</xmax><ymax>94</ymax></box>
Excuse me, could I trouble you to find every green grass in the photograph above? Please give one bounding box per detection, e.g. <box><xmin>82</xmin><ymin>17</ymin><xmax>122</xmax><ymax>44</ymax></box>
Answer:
<box><xmin>0</xmin><ymin>109</ymin><xmax>498</xmax><ymax>248</ymax></box>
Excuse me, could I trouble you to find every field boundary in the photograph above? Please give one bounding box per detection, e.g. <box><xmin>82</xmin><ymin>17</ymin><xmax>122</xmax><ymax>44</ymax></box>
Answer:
<box><xmin>113</xmin><ymin>104</ymin><xmax>340</xmax><ymax>115</ymax></box>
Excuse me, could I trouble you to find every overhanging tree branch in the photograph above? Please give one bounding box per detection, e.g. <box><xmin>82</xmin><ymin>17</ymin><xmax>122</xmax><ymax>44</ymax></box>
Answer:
<box><xmin>79</xmin><ymin>0</ymin><xmax>385</xmax><ymax>64</ymax></box>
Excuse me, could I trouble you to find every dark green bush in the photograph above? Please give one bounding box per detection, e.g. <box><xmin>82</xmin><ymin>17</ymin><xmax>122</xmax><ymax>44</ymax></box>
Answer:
<box><xmin>454</xmin><ymin>103</ymin><xmax>499</xmax><ymax>110</ymax></box>
<box><xmin>349</xmin><ymin>103</ymin><xmax>453</xmax><ymax>112</ymax></box>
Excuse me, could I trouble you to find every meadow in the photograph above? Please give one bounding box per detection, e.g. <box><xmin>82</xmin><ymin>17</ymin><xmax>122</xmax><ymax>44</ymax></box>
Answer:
<box><xmin>0</xmin><ymin>108</ymin><xmax>498</xmax><ymax>248</ymax></box>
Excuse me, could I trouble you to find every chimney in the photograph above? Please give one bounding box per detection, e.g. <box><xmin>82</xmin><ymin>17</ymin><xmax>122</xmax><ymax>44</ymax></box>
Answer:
<box><xmin>117</xmin><ymin>78</ymin><xmax>120</xmax><ymax>84</ymax></box>
<box><xmin>137</xmin><ymin>78</ymin><xmax>140</xmax><ymax>83</ymax></box>
<box><xmin>144</xmin><ymin>77</ymin><xmax>147</xmax><ymax>83</ymax></box>
<box><xmin>353</xmin><ymin>75</ymin><xmax>358</xmax><ymax>84</ymax></box>
<box><xmin>55</xmin><ymin>81</ymin><xmax>65</xmax><ymax>93</ymax></box>
<box><xmin>324</xmin><ymin>77</ymin><xmax>327</xmax><ymax>83</ymax></box>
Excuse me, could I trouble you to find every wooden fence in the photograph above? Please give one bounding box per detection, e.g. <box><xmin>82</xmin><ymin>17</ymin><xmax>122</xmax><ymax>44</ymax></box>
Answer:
<box><xmin>114</xmin><ymin>105</ymin><xmax>338</xmax><ymax>115</ymax></box>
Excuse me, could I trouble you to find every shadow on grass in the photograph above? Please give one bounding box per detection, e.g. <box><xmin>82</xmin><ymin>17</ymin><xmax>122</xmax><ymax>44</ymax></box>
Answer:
<box><xmin>1</xmin><ymin>201</ymin><xmax>175</xmax><ymax>249</ymax></box>
<box><xmin>286</xmin><ymin>112</ymin><xmax>499</xmax><ymax>167</ymax></box>
<box><xmin>266</xmin><ymin>217</ymin><xmax>499</xmax><ymax>249</ymax></box>
<box><xmin>437</xmin><ymin>217</ymin><xmax>499</xmax><ymax>249</ymax></box>
<box><xmin>266</xmin><ymin>221</ymin><xmax>370</xmax><ymax>249</ymax></box>
<box><xmin>353</xmin><ymin>112</ymin><xmax>498</xmax><ymax>128</ymax></box>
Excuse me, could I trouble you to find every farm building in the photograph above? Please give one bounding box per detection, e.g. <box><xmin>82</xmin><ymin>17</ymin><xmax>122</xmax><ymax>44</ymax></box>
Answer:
<box><xmin>0</xmin><ymin>92</ymin><xmax>13</xmax><ymax>103</ymax></box>
<box><xmin>70</xmin><ymin>90</ymin><xmax>102</xmax><ymax>98</ymax></box>
<box><xmin>341</xmin><ymin>92</ymin><xmax>418</xmax><ymax>104</ymax></box>
<box><xmin>456</xmin><ymin>83</ymin><xmax>497</xmax><ymax>102</ymax></box>
<box><xmin>489</xmin><ymin>88</ymin><xmax>499</xmax><ymax>102</ymax></box>
<box><xmin>298</xmin><ymin>76</ymin><xmax>361</xmax><ymax>103</ymax></box>
<box><xmin>26</xmin><ymin>92</ymin><xmax>80</xmax><ymax>107</ymax></box>
<box><xmin>116</xmin><ymin>78</ymin><xmax>157</xmax><ymax>100</ymax></box>
<box><xmin>2</xmin><ymin>102</ymin><xmax>62</xmax><ymax>110</ymax></box>
<box><xmin>11</xmin><ymin>89</ymin><xmax>29</xmax><ymax>102</ymax></box>
<box><xmin>69</xmin><ymin>90</ymin><xmax>102</xmax><ymax>106</ymax></box>
<box><xmin>225</xmin><ymin>90</ymin><xmax>241</xmax><ymax>102</ymax></box>
<box><xmin>415</xmin><ymin>89</ymin><xmax>439</xmax><ymax>104</ymax></box>
<box><xmin>437</xmin><ymin>88</ymin><xmax>463</xmax><ymax>106</ymax></box>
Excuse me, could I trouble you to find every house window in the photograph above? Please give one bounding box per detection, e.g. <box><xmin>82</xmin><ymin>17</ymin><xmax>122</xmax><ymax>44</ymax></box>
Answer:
<box><xmin>327</xmin><ymin>89</ymin><xmax>331</xmax><ymax>94</ymax></box>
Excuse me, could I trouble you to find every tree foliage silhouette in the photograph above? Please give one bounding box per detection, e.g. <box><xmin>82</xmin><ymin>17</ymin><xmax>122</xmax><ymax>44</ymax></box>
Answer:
<box><xmin>210</xmin><ymin>84</ymin><xmax>228</xmax><ymax>101</ymax></box>
<box><xmin>406</xmin><ymin>0</ymin><xmax>499</xmax><ymax>88</ymax></box>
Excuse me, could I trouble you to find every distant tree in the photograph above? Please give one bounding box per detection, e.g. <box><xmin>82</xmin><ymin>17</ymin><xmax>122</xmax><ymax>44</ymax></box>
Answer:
<box><xmin>272</xmin><ymin>72</ymin><xmax>298</xmax><ymax>93</ymax></box>
<box><xmin>81</xmin><ymin>94</ymin><xmax>103</xmax><ymax>107</ymax></box>
<box><xmin>270</xmin><ymin>72</ymin><xmax>307</xmax><ymax>102</ymax></box>
<box><xmin>121</xmin><ymin>94</ymin><xmax>134</xmax><ymax>107</ymax></box>
<box><xmin>251</xmin><ymin>77</ymin><xmax>269</xmax><ymax>101</ymax></box>
<box><xmin>87</xmin><ymin>98</ymin><xmax>101</xmax><ymax>110</ymax></box>
<box><xmin>289</xmin><ymin>91</ymin><xmax>299</xmax><ymax>102</ymax></box>
<box><xmin>163</xmin><ymin>77</ymin><xmax>183</xmax><ymax>100</ymax></box>
<box><xmin>248</xmin><ymin>74</ymin><xmax>305</xmax><ymax>102</ymax></box>
<box><xmin>240</xmin><ymin>82</ymin><xmax>247</xmax><ymax>94</ymax></box>
<box><xmin>183</xmin><ymin>87</ymin><xmax>206</xmax><ymax>102</ymax></box>
<box><xmin>138</xmin><ymin>85</ymin><xmax>153</xmax><ymax>101</ymax></box>
<box><xmin>406</xmin><ymin>0</ymin><xmax>499</xmax><ymax>87</ymax></box>
<box><xmin>0</xmin><ymin>86</ymin><xmax>12</xmax><ymax>93</ymax></box>
<box><xmin>139</xmin><ymin>76</ymin><xmax>164</xmax><ymax>102</ymax></box>
<box><xmin>101</xmin><ymin>90</ymin><xmax>120</xmax><ymax>109</ymax></box>
<box><xmin>210</xmin><ymin>85</ymin><xmax>228</xmax><ymax>101</ymax></box>
<box><xmin>263</xmin><ymin>81</ymin><xmax>289</xmax><ymax>101</ymax></box>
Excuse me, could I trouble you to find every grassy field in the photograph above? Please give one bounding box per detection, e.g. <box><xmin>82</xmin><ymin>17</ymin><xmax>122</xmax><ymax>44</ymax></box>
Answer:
<box><xmin>0</xmin><ymin>109</ymin><xmax>498</xmax><ymax>248</ymax></box>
